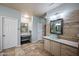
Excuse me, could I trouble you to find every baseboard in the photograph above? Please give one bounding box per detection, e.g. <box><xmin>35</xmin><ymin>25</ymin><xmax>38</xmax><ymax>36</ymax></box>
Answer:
<box><xmin>31</xmin><ymin>40</ymin><xmax>43</xmax><ymax>43</ymax></box>
<box><xmin>31</xmin><ymin>40</ymin><xmax>39</xmax><ymax>43</ymax></box>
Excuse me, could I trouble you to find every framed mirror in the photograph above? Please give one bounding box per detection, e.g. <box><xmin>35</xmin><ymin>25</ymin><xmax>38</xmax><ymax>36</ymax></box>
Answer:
<box><xmin>50</xmin><ymin>19</ymin><xmax>63</xmax><ymax>35</ymax></box>
<box><xmin>21</xmin><ymin>23</ymin><xmax>28</xmax><ymax>33</ymax></box>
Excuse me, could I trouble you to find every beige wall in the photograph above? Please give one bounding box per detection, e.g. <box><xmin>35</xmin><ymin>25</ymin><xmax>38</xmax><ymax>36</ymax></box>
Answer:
<box><xmin>46</xmin><ymin>21</ymin><xmax>50</xmax><ymax>36</ymax></box>
<box><xmin>59</xmin><ymin>10</ymin><xmax>79</xmax><ymax>42</ymax></box>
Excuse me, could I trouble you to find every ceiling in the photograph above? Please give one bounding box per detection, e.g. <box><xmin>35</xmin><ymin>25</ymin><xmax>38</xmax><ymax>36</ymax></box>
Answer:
<box><xmin>0</xmin><ymin>3</ymin><xmax>62</xmax><ymax>16</ymax></box>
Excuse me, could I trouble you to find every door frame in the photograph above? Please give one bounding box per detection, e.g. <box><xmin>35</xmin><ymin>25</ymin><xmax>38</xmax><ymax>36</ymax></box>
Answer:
<box><xmin>1</xmin><ymin>16</ymin><xmax>20</xmax><ymax>50</ymax></box>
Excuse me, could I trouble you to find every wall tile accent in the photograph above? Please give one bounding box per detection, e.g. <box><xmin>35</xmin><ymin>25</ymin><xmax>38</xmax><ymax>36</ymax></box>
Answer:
<box><xmin>46</xmin><ymin>10</ymin><xmax>79</xmax><ymax>42</ymax></box>
<box><xmin>59</xmin><ymin>10</ymin><xmax>79</xmax><ymax>42</ymax></box>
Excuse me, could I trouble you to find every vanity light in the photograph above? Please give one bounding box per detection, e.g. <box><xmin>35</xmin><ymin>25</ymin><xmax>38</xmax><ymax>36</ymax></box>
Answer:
<box><xmin>49</xmin><ymin>15</ymin><xmax>56</xmax><ymax>21</ymax></box>
<box><xmin>59</xmin><ymin>13</ymin><xmax>64</xmax><ymax>18</ymax></box>
<box><xmin>59</xmin><ymin>11</ymin><xmax>68</xmax><ymax>18</ymax></box>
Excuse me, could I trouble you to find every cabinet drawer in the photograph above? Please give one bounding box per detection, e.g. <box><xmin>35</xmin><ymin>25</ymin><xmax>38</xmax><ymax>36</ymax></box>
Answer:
<box><xmin>61</xmin><ymin>44</ymin><xmax>78</xmax><ymax>56</ymax></box>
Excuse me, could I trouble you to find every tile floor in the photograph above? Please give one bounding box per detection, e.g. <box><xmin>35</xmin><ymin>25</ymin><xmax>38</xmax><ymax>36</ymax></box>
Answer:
<box><xmin>0</xmin><ymin>41</ymin><xmax>52</xmax><ymax>56</ymax></box>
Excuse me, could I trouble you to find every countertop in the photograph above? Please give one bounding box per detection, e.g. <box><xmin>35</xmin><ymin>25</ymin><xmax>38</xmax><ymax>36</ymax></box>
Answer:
<box><xmin>21</xmin><ymin>33</ymin><xmax>31</xmax><ymax>36</ymax></box>
<box><xmin>43</xmin><ymin>36</ymin><xmax>78</xmax><ymax>48</ymax></box>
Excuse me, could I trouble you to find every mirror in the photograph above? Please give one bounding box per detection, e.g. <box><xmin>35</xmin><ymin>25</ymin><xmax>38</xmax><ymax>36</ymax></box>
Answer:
<box><xmin>21</xmin><ymin>23</ymin><xmax>28</xmax><ymax>33</ymax></box>
<box><xmin>50</xmin><ymin>19</ymin><xmax>63</xmax><ymax>35</ymax></box>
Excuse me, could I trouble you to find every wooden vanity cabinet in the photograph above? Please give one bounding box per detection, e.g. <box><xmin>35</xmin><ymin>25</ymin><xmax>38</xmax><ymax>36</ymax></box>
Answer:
<box><xmin>50</xmin><ymin>41</ymin><xmax>61</xmax><ymax>56</ymax></box>
<box><xmin>44</xmin><ymin>39</ymin><xmax>51</xmax><ymax>52</ymax></box>
<box><xmin>44</xmin><ymin>39</ymin><xmax>61</xmax><ymax>56</ymax></box>
<box><xmin>44</xmin><ymin>39</ymin><xmax>78</xmax><ymax>56</ymax></box>
<box><xmin>61</xmin><ymin>44</ymin><xmax>78</xmax><ymax>56</ymax></box>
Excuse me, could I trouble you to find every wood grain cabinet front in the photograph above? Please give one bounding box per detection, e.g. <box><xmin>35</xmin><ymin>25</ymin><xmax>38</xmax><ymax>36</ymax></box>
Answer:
<box><xmin>43</xmin><ymin>39</ymin><xmax>78</xmax><ymax>56</ymax></box>
<box><xmin>44</xmin><ymin>39</ymin><xmax>51</xmax><ymax>52</ymax></box>
<box><xmin>50</xmin><ymin>41</ymin><xmax>61</xmax><ymax>56</ymax></box>
<box><xmin>61</xmin><ymin>44</ymin><xmax>78</xmax><ymax>56</ymax></box>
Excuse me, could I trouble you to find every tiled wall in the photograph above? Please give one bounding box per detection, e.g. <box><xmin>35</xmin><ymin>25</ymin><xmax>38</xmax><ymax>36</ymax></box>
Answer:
<box><xmin>59</xmin><ymin>10</ymin><xmax>79</xmax><ymax>42</ymax></box>
<box><xmin>46</xmin><ymin>10</ymin><xmax>79</xmax><ymax>42</ymax></box>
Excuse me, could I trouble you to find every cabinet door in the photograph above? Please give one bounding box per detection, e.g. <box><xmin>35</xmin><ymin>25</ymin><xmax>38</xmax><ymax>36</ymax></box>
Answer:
<box><xmin>51</xmin><ymin>41</ymin><xmax>61</xmax><ymax>56</ymax></box>
<box><xmin>44</xmin><ymin>39</ymin><xmax>51</xmax><ymax>52</ymax></box>
<box><xmin>61</xmin><ymin>44</ymin><xmax>78</xmax><ymax>56</ymax></box>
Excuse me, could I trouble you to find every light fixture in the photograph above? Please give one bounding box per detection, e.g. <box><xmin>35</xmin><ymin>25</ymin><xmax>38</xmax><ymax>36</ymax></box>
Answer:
<box><xmin>25</xmin><ymin>23</ymin><xmax>28</xmax><ymax>26</ymax></box>
<box><xmin>24</xmin><ymin>14</ymin><xmax>29</xmax><ymax>18</ymax></box>
<box><xmin>49</xmin><ymin>15</ymin><xmax>56</xmax><ymax>21</ymax></box>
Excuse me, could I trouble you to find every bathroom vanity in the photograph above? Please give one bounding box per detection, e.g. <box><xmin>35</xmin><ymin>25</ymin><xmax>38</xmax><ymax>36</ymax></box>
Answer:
<box><xmin>21</xmin><ymin>33</ymin><xmax>31</xmax><ymax>44</ymax></box>
<box><xmin>43</xmin><ymin>36</ymin><xmax>78</xmax><ymax>56</ymax></box>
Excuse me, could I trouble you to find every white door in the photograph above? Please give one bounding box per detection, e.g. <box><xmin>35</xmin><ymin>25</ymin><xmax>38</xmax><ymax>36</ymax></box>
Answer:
<box><xmin>3</xmin><ymin>17</ymin><xmax>18</xmax><ymax>49</ymax></box>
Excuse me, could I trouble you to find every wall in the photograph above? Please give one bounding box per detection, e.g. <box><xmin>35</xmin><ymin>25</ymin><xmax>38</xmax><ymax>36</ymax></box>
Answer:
<box><xmin>0</xmin><ymin>17</ymin><xmax>2</xmax><ymax>51</ymax></box>
<box><xmin>31</xmin><ymin>16</ymin><xmax>38</xmax><ymax>42</ymax></box>
<box><xmin>37</xmin><ymin>17</ymin><xmax>46</xmax><ymax>40</ymax></box>
<box><xmin>46</xmin><ymin>3</ymin><xmax>79</xmax><ymax>42</ymax></box>
<box><xmin>46</xmin><ymin>19</ymin><xmax>50</xmax><ymax>36</ymax></box>
<box><xmin>28</xmin><ymin>17</ymin><xmax>33</xmax><ymax>31</ymax></box>
<box><xmin>59</xmin><ymin>10</ymin><xmax>79</xmax><ymax>42</ymax></box>
<box><xmin>32</xmin><ymin>16</ymin><xmax>45</xmax><ymax>43</ymax></box>
<box><xmin>21</xmin><ymin>16</ymin><xmax>33</xmax><ymax>32</ymax></box>
<box><xmin>0</xmin><ymin>5</ymin><xmax>21</xmax><ymax>50</ymax></box>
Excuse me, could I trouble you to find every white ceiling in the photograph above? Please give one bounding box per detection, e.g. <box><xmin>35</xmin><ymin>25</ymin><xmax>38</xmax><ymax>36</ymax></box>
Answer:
<box><xmin>0</xmin><ymin>3</ymin><xmax>62</xmax><ymax>16</ymax></box>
